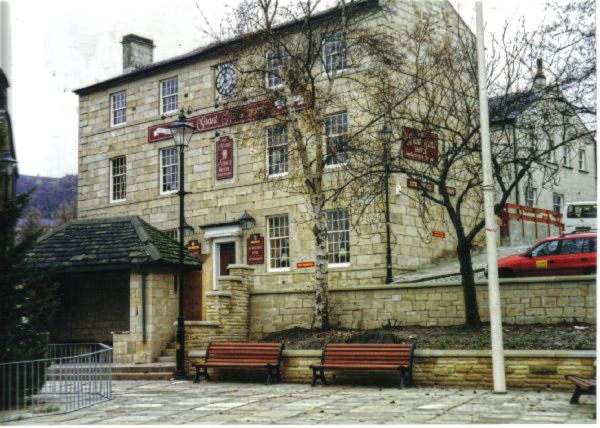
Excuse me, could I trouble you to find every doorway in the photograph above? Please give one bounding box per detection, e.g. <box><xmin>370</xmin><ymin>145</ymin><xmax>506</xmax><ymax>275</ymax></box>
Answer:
<box><xmin>217</xmin><ymin>241</ymin><xmax>236</xmax><ymax>277</ymax></box>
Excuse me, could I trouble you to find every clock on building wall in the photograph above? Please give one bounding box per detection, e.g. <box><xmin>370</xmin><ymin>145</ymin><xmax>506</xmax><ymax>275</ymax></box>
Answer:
<box><xmin>216</xmin><ymin>64</ymin><xmax>236</xmax><ymax>97</ymax></box>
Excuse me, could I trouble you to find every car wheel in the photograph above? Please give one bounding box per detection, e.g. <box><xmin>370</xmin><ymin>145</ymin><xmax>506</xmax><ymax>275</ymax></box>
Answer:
<box><xmin>498</xmin><ymin>269</ymin><xmax>515</xmax><ymax>278</ymax></box>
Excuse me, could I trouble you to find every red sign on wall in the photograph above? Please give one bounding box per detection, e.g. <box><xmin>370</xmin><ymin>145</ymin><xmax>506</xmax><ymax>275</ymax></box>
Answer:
<box><xmin>187</xmin><ymin>240</ymin><xmax>201</xmax><ymax>256</ymax></box>
<box><xmin>432</xmin><ymin>230</ymin><xmax>446</xmax><ymax>239</ymax></box>
<box><xmin>247</xmin><ymin>234</ymin><xmax>264</xmax><ymax>265</ymax></box>
<box><xmin>216</xmin><ymin>136</ymin><xmax>234</xmax><ymax>180</ymax></box>
<box><xmin>297</xmin><ymin>261</ymin><xmax>315</xmax><ymax>269</ymax></box>
<box><xmin>402</xmin><ymin>127</ymin><xmax>439</xmax><ymax>163</ymax></box>
<box><xmin>407</xmin><ymin>178</ymin><xmax>434</xmax><ymax>192</ymax></box>
<box><xmin>439</xmin><ymin>186</ymin><xmax>457</xmax><ymax>196</ymax></box>
<box><xmin>147</xmin><ymin>96</ymin><xmax>306</xmax><ymax>143</ymax></box>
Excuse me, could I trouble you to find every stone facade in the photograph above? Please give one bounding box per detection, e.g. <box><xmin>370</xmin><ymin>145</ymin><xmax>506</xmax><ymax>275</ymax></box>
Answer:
<box><xmin>188</xmin><ymin>348</ymin><xmax>596</xmax><ymax>391</ymax></box>
<box><xmin>74</xmin><ymin>0</ymin><xmax>476</xmax><ymax>317</ymax></box>
<box><xmin>249</xmin><ymin>276</ymin><xmax>596</xmax><ymax>337</ymax></box>
<box><xmin>113</xmin><ymin>270</ymin><xmax>180</xmax><ymax>363</ymax></box>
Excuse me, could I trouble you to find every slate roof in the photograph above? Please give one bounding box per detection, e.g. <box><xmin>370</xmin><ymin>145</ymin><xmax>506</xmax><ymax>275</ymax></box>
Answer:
<box><xmin>28</xmin><ymin>216</ymin><xmax>201</xmax><ymax>272</ymax></box>
<box><xmin>488</xmin><ymin>90</ymin><xmax>545</xmax><ymax>123</ymax></box>
<box><xmin>73</xmin><ymin>0</ymin><xmax>379</xmax><ymax>96</ymax></box>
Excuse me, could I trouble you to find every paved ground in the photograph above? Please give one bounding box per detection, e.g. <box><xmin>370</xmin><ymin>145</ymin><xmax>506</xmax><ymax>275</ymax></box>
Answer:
<box><xmin>6</xmin><ymin>381</ymin><xmax>596</xmax><ymax>425</ymax></box>
<box><xmin>394</xmin><ymin>245</ymin><xmax>529</xmax><ymax>284</ymax></box>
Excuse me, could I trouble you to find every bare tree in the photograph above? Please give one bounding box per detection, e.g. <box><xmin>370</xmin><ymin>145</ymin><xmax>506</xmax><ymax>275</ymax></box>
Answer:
<box><xmin>343</xmin><ymin>9</ymin><xmax>595</xmax><ymax>327</ymax></box>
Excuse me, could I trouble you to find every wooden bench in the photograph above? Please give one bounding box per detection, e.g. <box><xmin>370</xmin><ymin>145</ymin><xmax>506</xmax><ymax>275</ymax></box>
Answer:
<box><xmin>309</xmin><ymin>343</ymin><xmax>415</xmax><ymax>388</ymax></box>
<box><xmin>565</xmin><ymin>375</ymin><xmax>596</xmax><ymax>404</ymax></box>
<box><xmin>193</xmin><ymin>341</ymin><xmax>285</xmax><ymax>385</ymax></box>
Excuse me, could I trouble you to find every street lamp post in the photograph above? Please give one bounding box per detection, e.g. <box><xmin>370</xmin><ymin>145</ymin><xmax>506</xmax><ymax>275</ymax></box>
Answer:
<box><xmin>169</xmin><ymin>109</ymin><xmax>195</xmax><ymax>380</ymax></box>
<box><xmin>381</xmin><ymin>124</ymin><xmax>394</xmax><ymax>284</ymax></box>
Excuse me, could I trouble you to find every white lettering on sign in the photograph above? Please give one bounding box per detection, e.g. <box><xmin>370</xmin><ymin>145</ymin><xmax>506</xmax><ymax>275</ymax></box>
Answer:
<box><xmin>153</xmin><ymin>127</ymin><xmax>172</xmax><ymax>137</ymax></box>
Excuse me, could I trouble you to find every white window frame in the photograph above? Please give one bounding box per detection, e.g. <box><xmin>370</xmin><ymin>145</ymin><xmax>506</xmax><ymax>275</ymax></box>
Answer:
<box><xmin>266</xmin><ymin>125</ymin><xmax>289</xmax><ymax>177</ymax></box>
<box><xmin>160</xmin><ymin>147</ymin><xmax>179</xmax><ymax>195</ymax></box>
<box><xmin>110</xmin><ymin>91</ymin><xmax>126</xmax><ymax>126</ymax></box>
<box><xmin>324</xmin><ymin>112</ymin><xmax>349</xmax><ymax>167</ymax></box>
<box><xmin>164</xmin><ymin>229</ymin><xmax>179</xmax><ymax>241</ymax></box>
<box><xmin>552</xmin><ymin>193</ymin><xmax>563</xmax><ymax>213</ymax></box>
<box><xmin>563</xmin><ymin>146</ymin><xmax>572</xmax><ymax>167</ymax></box>
<box><xmin>265</xmin><ymin>47</ymin><xmax>287</xmax><ymax>89</ymax></box>
<box><xmin>525</xmin><ymin>187</ymin><xmax>537</xmax><ymax>208</ymax></box>
<box><xmin>160</xmin><ymin>77</ymin><xmax>179</xmax><ymax>114</ymax></box>
<box><xmin>323</xmin><ymin>32</ymin><xmax>347</xmax><ymax>73</ymax></box>
<box><xmin>546</xmin><ymin>140</ymin><xmax>555</xmax><ymax>163</ymax></box>
<box><xmin>578</xmin><ymin>149</ymin><xmax>587</xmax><ymax>171</ymax></box>
<box><xmin>267</xmin><ymin>214</ymin><xmax>290</xmax><ymax>272</ymax></box>
<box><xmin>327</xmin><ymin>208</ymin><xmax>350</xmax><ymax>267</ymax></box>
<box><xmin>109</xmin><ymin>156</ymin><xmax>126</xmax><ymax>203</ymax></box>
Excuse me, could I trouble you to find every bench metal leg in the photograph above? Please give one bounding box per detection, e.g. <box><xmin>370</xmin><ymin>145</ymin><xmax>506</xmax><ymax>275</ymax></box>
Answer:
<box><xmin>570</xmin><ymin>386</ymin><xmax>583</xmax><ymax>404</ymax></box>
<box><xmin>399</xmin><ymin>368</ymin><xmax>405</xmax><ymax>389</ymax></box>
<box><xmin>204</xmin><ymin>368</ymin><xmax>210</xmax><ymax>381</ymax></box>
<box><xmin>311</xmin><ymin>369</ymin><xmax>318</xmax><ymax>387</ymax></box>
<box><xmin>276</xmin><ymin>366</ymin><xmax>283</xmax><ymax>383</ymax></box>
<box><xmin>266</xmin><ymin>366</ymin><xmax>273</xmax><ymax>385</ymax></box>
<box><xmin>194</xmin><ymin>367</ymin><xmax>210</xmax><ymax>383</ymax></box>
<box><xmin>320</xmin><ymin>370</ymin><xmax>327</xmax><ymax>386</ymax></box>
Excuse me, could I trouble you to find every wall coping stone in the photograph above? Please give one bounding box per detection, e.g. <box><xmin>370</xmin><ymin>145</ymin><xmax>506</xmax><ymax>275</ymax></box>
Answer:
<box><xmin>206</xmin><ymin>291</ymin><xmax>232</xmax><ymax>297</ymax></box>
<box><xmin>217</xmin><ymin>276</ymin><xmax>243</xmax><ymax>282</ymax></box>
<box><xmin>228</xmin><ymin>264</ymin><xmax>255</xmax><ymax>270</ymax></box>
<box><xmin>188</xmin><ymin>348</ymin><xmax>595</xmax><ymax>359</ymax></box>
<box><xmin>250</xmin><ymin>275</ymin><xmax>595</xmax><ymax>295</ymax></box>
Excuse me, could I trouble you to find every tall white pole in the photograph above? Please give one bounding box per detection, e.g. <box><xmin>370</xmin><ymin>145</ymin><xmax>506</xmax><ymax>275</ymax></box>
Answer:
<box><xmin>475</xmin><ymin>0</ymin><xmax>506</xmax><ymax>393</ymax></box>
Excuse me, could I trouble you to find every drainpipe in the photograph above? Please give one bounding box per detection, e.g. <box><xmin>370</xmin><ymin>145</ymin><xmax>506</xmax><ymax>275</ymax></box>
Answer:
<box><xmin>512</xmin><ymin>123</ymin><xmax>519</xmax><ymax>205</ymax></box>
<box><xmin>142</xmin><ymin>271</ymin><xmax>147</xmax><ymax>344</ymax></box>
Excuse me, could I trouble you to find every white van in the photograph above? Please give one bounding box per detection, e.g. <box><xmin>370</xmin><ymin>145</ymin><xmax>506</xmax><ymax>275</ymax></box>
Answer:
<box><xmin>564</xmin><ymin>201</ymin><xmax>597</xmax><ymax>234</ymax></box>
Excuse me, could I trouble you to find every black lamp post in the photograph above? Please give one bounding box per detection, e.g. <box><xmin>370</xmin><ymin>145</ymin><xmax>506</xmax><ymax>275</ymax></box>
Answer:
<box><xmin>380</xmin><ymin>124</ymin><xmax>394</xmax><ymax>284</ymax></box>
<box><xmin>239</xmin><ymin>211</ymin><xmax>256</xmax><ymax>264</ymax></box>
<box><xmin>169</xmin><ymin>109</ymin><xmax>195</xmax><ymax>380</ymax></box>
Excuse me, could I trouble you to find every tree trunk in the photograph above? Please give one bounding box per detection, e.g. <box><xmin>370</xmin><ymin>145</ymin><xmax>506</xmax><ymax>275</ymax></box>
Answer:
<box><xmin>457</xmin><ymin>240</ymin><xmax>481</xmax><ymax>327</ymax></box>
<box><xmin>313</xmin><ymin>202</ymin><xmax>330</xmax><ymax>330</ymax></box>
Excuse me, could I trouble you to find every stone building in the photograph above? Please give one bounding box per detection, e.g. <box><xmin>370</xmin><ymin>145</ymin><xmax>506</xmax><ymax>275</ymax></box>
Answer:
<box><xmin>0</xmin><ymin>68</ymin><xmax>18</xmax><ymax>250</ymax></box>
<box><xmin>74</xmin><ymin>0</ymin><xmax>475</xmax><ymax>326</ymax></box>
<box><xmin>490</xmin><ymin>59</ymin><xmax>597</xmax><ymax>245</ymax></box>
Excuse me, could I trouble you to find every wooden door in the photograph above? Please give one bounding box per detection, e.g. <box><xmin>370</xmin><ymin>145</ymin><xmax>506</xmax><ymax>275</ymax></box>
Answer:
<box><xmin>219</xmin><ymin>242</ymin><xmax>236</xmax><ymax>276</ymax></box>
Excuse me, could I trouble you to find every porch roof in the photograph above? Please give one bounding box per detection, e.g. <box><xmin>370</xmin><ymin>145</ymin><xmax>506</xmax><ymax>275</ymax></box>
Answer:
<box><xmin>28</xmin><ymin>216</ymin><xmax>202</xmax><ymax>272</ymax></box>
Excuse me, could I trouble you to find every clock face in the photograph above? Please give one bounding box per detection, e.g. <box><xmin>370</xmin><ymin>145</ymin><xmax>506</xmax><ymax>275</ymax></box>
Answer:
<box><xmin>216</xmin><ymin>65</ymin><xmax>236</xmax><ymax>96</ymax></box>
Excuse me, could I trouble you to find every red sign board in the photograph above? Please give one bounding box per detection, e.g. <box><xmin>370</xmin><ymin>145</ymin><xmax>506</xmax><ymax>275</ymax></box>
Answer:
<box><xmin>187</xmin><ymin>240</ymin><xmax>200</xmax><ymax>255</ymax></box>
<box><xmin>432</xmin><ymin>230</ymin><xmax>446</xmax><ymax>239</ymax></box>
<box><xmin>148</xmin><ymin>96</ymin><xmax>306</xmax><ymax>143</ymax></box>
<box><xmin>402</xmin><ymin>127</ymin><xmax>439</xmax><ymax>163</ymax></box>
<box><xmin>216</xmin><ymin>136</ymin><xmax>234</xmax><ymax>180</ymax></box>
<box><xmin>297</xmin><ymin>261</ymin><xmax>315</xmax><ymax>269</ymax></box>
<box><xmin>247</xmin><ymin>234</ymin><xmax>264</xmax><ymax>265</ymax></box>
<box><xmin>407</xmin><ymin>178</ymin><xmax>434</xmax><ymax>192</ymax></box>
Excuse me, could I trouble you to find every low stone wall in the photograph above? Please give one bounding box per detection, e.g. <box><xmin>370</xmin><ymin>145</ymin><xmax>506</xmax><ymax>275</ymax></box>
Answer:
<box><xmin>188</xmin><ymin>349</ymin><xmax>595</xmax><ymax>391</ymax></box>
<box><xmin>250</xmin><ymin>276</ymin><xmax>596</xmax><ymax>337</ymax></box>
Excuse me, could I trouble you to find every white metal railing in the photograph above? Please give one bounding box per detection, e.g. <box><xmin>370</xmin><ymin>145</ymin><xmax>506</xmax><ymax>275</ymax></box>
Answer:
<box><xmin>0</xmin><ymin>343</ymin><xmax>112</xmax><ymax>422</ymax></box>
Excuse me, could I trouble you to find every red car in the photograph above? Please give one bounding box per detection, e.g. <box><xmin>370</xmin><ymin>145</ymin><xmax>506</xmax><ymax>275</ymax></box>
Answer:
<box><xmin>492</xmin><ymin>232</ymin><xmax>597</xmax><ymax>278</ymax></box>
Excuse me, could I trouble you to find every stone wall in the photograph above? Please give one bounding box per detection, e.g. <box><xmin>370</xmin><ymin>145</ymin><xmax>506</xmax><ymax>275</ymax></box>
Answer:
<box><xmin>113</xmin><ymin>269</ymin><xmax>180</xmax><ymax>363</ymax></box>
<box><xmin>250</xmin><ymin>276</ymin><xmax>596</xmax><ymax>337</ymax></box>
<box><xmin>188</xmin><ymin>348</ymin><xmax>595</xmax><ymax>391</ymax></box>
<box><xmin>185</xmin><ymin>265</ymin><xmax>253</xmax><ymax>370</ymax></box>
<box><xmin>52</xmin><ymin>272</ymin><xmax>129</xmax><ymax>343</ymax></box>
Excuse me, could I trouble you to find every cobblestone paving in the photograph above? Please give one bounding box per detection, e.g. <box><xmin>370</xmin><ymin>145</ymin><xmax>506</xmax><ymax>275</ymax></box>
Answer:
<box><xmin>6</xmin><ymin>381</ymin><xmax>596</xmax><ymax>425</ymax></box>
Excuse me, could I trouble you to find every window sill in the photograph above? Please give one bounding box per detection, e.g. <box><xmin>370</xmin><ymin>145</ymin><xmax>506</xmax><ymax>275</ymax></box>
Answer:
<box><xmin>329</xmin><ymin>263</ymin><xmax>350</xmax><ymax>269</ymax></box>
<box><xmin>578</xmin><ymin>169</ymin><xmax>589</xmax><ymax>173</ymax></box>
<box><xmin>159</xmin><ymin>191</ymin><xmax>178</xmax><ymax>197</ymax></box>
<box><xmin>110</xmin><ymin>199</ymin><xmax>126</xmax><ymax>204</ymax></box>
<box><xmin>268</xmin><ymin>267</ymin><xmax>291</xmax><ymax>273</ymax></box>
<box><xmin>110</xmin><ymin>122</ymin><xmax>127</xmax><ymax>128</ymax></box>
<box><xmin>268</xmin><ymin>172</ymin><xmax>289</xmax><ymax>179</ymax></box>
<box><xmin>324</xmin><ymin>162</ymin><xmax>347</xmax><ymax>169</ymax></box>
<box><xmin>161</xmin><ymin>109</ymin><xmax>179</xmax><ymax>117</ymax></box>
<box><xmin>563</xmin><ymin>165</ymin><xmax>573</xmax><ymax>169</ymax></box>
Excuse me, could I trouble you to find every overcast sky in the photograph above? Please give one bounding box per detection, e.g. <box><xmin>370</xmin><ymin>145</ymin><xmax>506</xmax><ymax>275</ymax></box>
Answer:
<box><xmin>7</xmin><ymin>0</ymin><xmax>551</xmax><ymax>177</ymax></box>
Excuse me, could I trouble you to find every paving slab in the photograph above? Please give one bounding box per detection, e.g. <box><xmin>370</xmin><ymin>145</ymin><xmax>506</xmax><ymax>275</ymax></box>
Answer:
<box><xmin>3</xmin><ymin>380</ymin><xmax>595</xmax><ymax>425</ymax></box>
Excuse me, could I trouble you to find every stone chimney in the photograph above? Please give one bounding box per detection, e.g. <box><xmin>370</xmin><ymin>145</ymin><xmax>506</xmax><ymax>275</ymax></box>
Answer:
<box><xmin>121</xmin><ymin>34</ymin><xmax>154</xmax><ymax>73</ymax></box>
<box><xmin>533</xmin><ymin>58</ymin><xmax>546</xmax><ymax>91</ymax></box>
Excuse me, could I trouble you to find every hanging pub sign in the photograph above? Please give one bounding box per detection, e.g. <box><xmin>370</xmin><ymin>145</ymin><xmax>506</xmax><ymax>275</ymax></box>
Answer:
<box><xmin>297</xmin><ymin>261</ymin><xmax>315</xmax><ymax>269</ymax></box>
<box><xmin>407</xmin><ymin>178</ymin><xmax>434</xmax><ymax>192</ymax></box>
<box><xmin>402</xmin><ymin>127</ymin><xmax>439</xmax><ymax>163</ymax></box>
<box><xmin>247</xmin><ymin>234</ymin><xmax>264</xmax><ymax>265</ymax></box>
<box><xmin>147</xmin><ymin>95</ymin><xmax>306</xmax><ymax>143</ymax></box>
<box><xmin>187</xmin><ymin>239</ymin><xmax>201</xmax><ymax>255</ymax></box>
<box><xmin>439</xmin><ymin>186</ymin><xmax>457</xmax><ymax>196</ymax></box>
<box><xmin>216</xmin><ymin>136</ymin><xmax>234</xmax><ymax>180</ymax></box>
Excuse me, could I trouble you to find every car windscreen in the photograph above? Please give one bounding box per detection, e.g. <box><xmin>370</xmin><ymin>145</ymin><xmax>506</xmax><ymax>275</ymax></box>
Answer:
<box><xmin>566</xmin><ymin>204</ymin><xmax>597</xmax><ymax>218</ymax></box>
